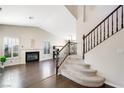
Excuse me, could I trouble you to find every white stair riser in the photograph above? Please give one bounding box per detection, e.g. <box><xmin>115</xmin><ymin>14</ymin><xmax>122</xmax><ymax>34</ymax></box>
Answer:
<box><xmin>61</xmin><ymin>70</ymin><xmax>104</xmax><ymax>87</ymax></box>
<box><xmin>64</xmin><ymin>65</ymin><xmax>97</xmax><ymax>76</ymax></box>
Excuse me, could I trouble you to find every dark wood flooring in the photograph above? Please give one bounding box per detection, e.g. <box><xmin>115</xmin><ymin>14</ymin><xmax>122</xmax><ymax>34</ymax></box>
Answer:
<box><xmin>0</xmin><ymin>60</ymin><xmax>114</xmax><ymax>88</ymax></box>
<box><xmin>29</xmin><ymin>75</ymin><xmax>114</xmax><ymax>88</ymax></box>
<box><xmin>0</xmin><ymin>60</ymin><xmax>56</xmax><ymax>88</ymax></box>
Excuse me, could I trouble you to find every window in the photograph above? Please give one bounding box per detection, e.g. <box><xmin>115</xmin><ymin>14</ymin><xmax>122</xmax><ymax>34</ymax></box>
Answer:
<box><xmin>43</xmin><ymin>41</ymin><xmax>50</xmax><ymax>54</ymax></box>
<box><xmin>3</xmin><ymin>37</ymin><xmax>19</xmax><ymax>58</ymax></box>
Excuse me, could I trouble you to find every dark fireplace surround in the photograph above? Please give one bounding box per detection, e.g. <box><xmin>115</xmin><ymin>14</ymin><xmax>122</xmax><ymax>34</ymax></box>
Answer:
<box><xmin>26</xmin><ymin>51</ymin><xmax>39</xmax><ymax>63</ymax></box>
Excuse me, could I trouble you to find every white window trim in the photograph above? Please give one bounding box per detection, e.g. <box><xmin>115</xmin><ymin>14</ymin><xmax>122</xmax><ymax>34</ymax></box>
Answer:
<box><xmin>3</xmin><ymin>37</ymin><xmax>20</xmax><ymax>59</ymax></box>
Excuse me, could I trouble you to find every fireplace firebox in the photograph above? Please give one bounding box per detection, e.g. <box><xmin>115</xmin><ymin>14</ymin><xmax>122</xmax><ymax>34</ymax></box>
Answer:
<box><xmin>26</xmin><ymin>51</ymin><xmax>39</xmax><ymax>62</ymax></box>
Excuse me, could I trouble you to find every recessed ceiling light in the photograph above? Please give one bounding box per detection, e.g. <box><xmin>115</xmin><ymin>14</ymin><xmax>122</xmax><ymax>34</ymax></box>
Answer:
<box><xmin>29</xmin><ymin>16</ymin><xmax>34</xmax><ymax>19</ymax></box>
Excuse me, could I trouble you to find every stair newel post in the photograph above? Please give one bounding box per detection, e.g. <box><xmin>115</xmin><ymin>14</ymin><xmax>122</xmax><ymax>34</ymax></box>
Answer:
<box><xmin>53</xmin><ymin>46</ymin><xmax>56</xmax><ymax>60</ymax></box>
<box><xmin>68</xmin><ymin>40</ymin><xmax>71</xmax><ymax>55</ymax></box>
<box><xmin>83</xmin><ymin>35</ymin><xmax>85</xmax><ymax>60</ymax></box>
<box><xmin>121</xmin><ymin>5</ymin><xmax>123</xmax><ymax>28</ymax></box>
<box><xmin>56</xmin><ymin>48</ymin><xmax>59</xmax><ymax>75</ymax></box>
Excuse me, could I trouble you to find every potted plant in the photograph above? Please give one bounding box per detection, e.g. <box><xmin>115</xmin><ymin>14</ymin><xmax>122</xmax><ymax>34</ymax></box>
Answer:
<box><xmin>0</xmin><ymin>56</ymin><xmax>7</xmax><ymax>69</ymax></box>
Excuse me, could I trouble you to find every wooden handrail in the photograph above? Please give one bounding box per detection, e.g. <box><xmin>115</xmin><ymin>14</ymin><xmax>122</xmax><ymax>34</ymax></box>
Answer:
<box><xmin>55</xmin><ymin>41</ymin><xmax>77</xmax><ymax>74</ymax></box>
<box><xmin>85</xmin><ymin>5</ymin><xmax>122</xmax><ymax>38</ymax></box>
<box><xmin>83</xmin><ymin>5</ymin><xmax>124</xmax><ymax>59</ymax></box>
<box><xmin>59</xmin><ymin>42</ymin><xmax>70</xmax><ymax>53</ymax></box>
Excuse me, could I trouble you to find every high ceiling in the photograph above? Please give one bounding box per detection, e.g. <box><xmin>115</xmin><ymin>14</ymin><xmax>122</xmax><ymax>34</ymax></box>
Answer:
<box><xmin>0</xmin><ymin>5</ymin><xmax>76</xmax><ymax>39</ymax></box>
<box><xmin>65</xmin><ymin>5</ymin><xmax>78</xmax><ymax>19</ymax></box>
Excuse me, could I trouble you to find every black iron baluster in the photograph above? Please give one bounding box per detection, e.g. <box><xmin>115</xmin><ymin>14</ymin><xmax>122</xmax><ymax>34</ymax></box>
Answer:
<box><xmin>91</xmin><ymin>32</ymin><xmax>92</xmax><ymax>49</ymax></box>
<box><xmin>116</xmin><ymin>10</ymin><xmax>118</xmax><ymax>32</ymax></box>
<box><xmin>104</xmin><ymin>22</ymin><xmax>105</xmax><ymax>40</ymax></box>
<box><xmin>86</xmin><ymin>36</ymin><xmax>88</xmax><ymax>51</ymax></box>
<box><xmin>88</xmin><ymin>35</ymin><xmax>90</xmax><ymax>51</ymax></box>
<box><xmin>107</xmin><ymin>18</ymin><xmax>109</xmax><ymax>38</ymax></box>
<box><xmin>97</xmin><ymin>28</ymin><xmax>98</xmax><ymax>45</ymax></box>
<box><xmin>100</xmin><ymin>24</ymin><xmax>102</xmax><ymax>43</ymax></box>
<box><xmin>122</xmin><ymin>6</ymin><xmax>123</xmax><ymax>28</ymax></box>
<box><xmin>83</xmin><ymin>35</ymin><xmax>85</xmax><ymax>59</ymax></box>
<box><xmin>89</xmin><ymin>35</ymin><xmax>90</xmax><ymax>50</ymax></box>
<box><xmin>112</xmin><ymin>14</ymin><xmax>114</xmax><ymax>35</ymax></box>
<box><xmin>94</xmin><ymin>30</ymin><xmax>95</xmax><ymax>47</ymax></box>
<box><xmin>86</xmin><ymin>37</ymin><xmax>88</xmax><ymax>51</ymax></box>
<box><xmin>85</xmin><ymin>37</ymin><xmax>87</xmax><ymax>52</ymax></box>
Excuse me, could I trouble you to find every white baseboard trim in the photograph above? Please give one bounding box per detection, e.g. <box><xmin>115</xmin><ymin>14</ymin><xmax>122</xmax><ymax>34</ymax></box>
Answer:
<box><xmin>5</xmin><ymin>63</ymin><xmax>25</xmax><ymax>67</ymax></box>
<box><xmin>96</xmin><ymin>72</ymin><xmax>123</xmax><ymax>88</ymax></box>
<box><xmin>41</xmin><ymin>58</ymin><xmax>53</xmax><ymax>62</ymax></box>
<box><xmin>105</xmin><ymin>80</ymin><xmax>123</xmax><ymax>88</ymax></box>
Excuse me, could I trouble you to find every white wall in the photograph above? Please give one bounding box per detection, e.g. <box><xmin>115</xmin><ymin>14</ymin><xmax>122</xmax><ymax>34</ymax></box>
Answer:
<box><xmin>0</xmin><ymin>24</ymin><xmax>65</xmax><ymax>66</ymax></box>
<box><xmin>85</xmin><ymin>28</ymin><xmax>124</xmax><ymax>87</ymax></box>
<box><xmin>77</xmin><ymin>5</ymin><xmax>118</xmax><ymax>56</ymax></box>
<box><xmin>77</xmin><ymin>5</ymin><xmax>124</xmax><ymax>87</ymax></box>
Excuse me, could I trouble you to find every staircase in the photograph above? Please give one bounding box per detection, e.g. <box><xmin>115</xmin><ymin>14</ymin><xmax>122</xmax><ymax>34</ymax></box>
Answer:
<box><xmin>59</xmin><ymin>55</ymin><xmax>105</xmax><ymax>87</ymax></box>
<box><xmin>55</xmin><ymin>5</ymin><xmax>124</xmax><ymax>87</ymax></box>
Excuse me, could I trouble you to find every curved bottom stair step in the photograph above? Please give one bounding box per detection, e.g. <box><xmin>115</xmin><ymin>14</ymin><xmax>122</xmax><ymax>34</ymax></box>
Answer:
<box><xmin>64</xmin><ymin>65</ymin><xmax>97</xmax><ymax>76</ymax></box>
<box><xmin>62</xmin><ymin>69</ymin><xmax>105</xmax><ymax>83</ymax></box>
<box><xmin>58</xmin><ymin>55</ymin><xmax>105</xmax><ymax>87</ymax></box>
<box><xmin>60</xmin><ymin>70</ymin><xmax>105</xmax><ymax>87</ymax></box>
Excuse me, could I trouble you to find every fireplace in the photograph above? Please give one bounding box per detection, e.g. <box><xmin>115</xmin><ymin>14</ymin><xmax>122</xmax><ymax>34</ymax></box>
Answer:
<box><xmin>26</xmin><ymin>51</ymin><xmax>39</xmax><ymax>62</ymax></box>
